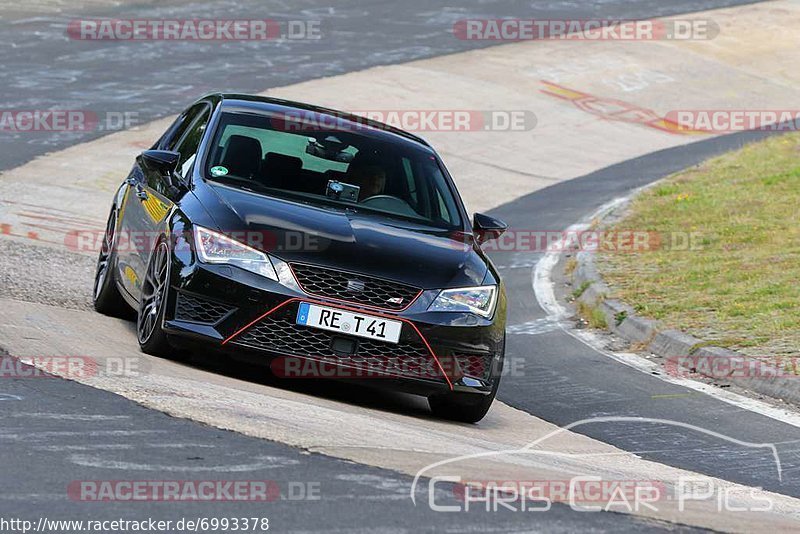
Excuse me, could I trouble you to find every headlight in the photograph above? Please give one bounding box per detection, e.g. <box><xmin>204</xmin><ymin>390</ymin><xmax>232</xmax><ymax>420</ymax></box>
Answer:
<box><xmin>194</xmin><ymin>226</ymin><xmax>278</xmax><ymax>281</ymax></box>
<box><xmin>428</xmin><ymin>285</ymin><xmax>498</xmax><ymax>318</ymax></box>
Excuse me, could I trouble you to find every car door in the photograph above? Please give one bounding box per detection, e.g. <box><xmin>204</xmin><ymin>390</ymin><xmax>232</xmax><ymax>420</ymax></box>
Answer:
<box><xmin>116</xmin><ymin>103</ymin><xmax>210</xmax><ymax>300</ymax></box>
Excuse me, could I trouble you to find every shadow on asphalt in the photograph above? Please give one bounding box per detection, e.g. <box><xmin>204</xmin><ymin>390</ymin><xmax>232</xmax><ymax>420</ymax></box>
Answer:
<box><xmin>116</xmin><ymin>317</ymin><xmax>437</xmax><ymax>420</ymax></box>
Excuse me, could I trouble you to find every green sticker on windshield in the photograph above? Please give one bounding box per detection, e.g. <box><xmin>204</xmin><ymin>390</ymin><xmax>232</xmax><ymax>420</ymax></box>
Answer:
<box><xmin>210</xmin><ymin>166</ymin><xmax>228</xmax><ymax>177</ymax></box>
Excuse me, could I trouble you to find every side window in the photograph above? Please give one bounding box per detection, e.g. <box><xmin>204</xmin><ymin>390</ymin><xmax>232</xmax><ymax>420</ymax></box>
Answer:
<box><xmin>175</xmin><ymin>108</ymin><xmax>211</xmax><ymax>177</ymax></box>
<box><xmin>160</xmin><ymin>103</ymin><xmax>206</xmax><ymax>151</ymax></box>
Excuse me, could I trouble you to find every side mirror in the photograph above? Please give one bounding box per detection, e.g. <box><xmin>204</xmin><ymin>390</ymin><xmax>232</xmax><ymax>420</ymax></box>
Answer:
<box><xmin>138</xmin><ymin>150</ymin><xmax>187</xmax><ymax>195</ymax></box>
<box><xmin>473</xmin><ymin>213</ymin><xmax>508</xmax><ymax>245</ymax></box>
<box><xmin>139</xmin><ymin>150</ymin><xmax>180</xmax><ymax>175</ymax></box>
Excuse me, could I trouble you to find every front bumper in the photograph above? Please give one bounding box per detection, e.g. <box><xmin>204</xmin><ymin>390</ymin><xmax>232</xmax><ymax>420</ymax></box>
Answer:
<box><xmin>162</xmin><ymin>260</ymin><xmax>506</xmax><ymax>397</ymax></box>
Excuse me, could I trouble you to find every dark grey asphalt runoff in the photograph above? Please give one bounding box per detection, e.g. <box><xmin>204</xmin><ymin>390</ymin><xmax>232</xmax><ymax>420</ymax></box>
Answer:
<box><xmin>1</xmin><ymin>0</ymin><xmax>762</xmax><ymax>172</ymax></box>
<box><xmin>0</xmin><ymin>356</ymin><xmax>696</xmax><ymax>533</ymax></box>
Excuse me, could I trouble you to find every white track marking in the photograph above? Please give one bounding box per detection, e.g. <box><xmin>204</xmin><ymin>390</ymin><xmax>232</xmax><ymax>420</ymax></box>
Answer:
<box><xmin>532</xmin><ymin>197</ymin><xmax>800</xmax><ymax>429</ymax></box>
<box><xmin>67</xmin><ymin>454</ymin><xmax>299</xmax><ymax>472</ymax></box>
<box><xmin>32</xmin><ymin>443</ymin><xmax>217</xmax><ymax>451</ymax></box>
<box><xmin>9</xmin><ymin>413</ymin><xmax>130</xmax><ymax>420</ymax></box>
<box><xmin>0</xmin><ymin>430</ymin><xmax>168</xmax><ymax>440</ymax></box>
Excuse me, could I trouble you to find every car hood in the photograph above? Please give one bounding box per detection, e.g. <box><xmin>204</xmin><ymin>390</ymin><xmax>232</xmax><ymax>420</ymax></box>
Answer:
<box><xmin>199</xmin><ymin>183</ymin><xmax>488</xmax><ymax>289</ymax></box>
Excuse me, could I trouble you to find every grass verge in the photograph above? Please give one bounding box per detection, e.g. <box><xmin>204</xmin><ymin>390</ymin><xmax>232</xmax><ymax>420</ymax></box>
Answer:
<box><xmin>578</xmin><ymin>301</ymin><xmax>607</xmax><ymax>329</ymax></box>
<box><xmin>597</xmin><ymin>133</ymin><xmax>800</xmax><ymax>358</ymax></box>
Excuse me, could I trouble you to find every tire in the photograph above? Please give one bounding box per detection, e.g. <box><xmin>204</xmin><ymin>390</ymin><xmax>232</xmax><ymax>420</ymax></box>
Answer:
<box><xmin>137</xmin><ymin>239</ymin><xmax>173</xmax><ymax>357</ymax></box>
<box><xmin>93</xmin><ymin>209</ymin><xmax>132</xmax><ymax>318</ymax></box>
<box><xmin>429</xmin><ymin>347</ymin><xmax>505</xmax><ymax>424</ymax></box>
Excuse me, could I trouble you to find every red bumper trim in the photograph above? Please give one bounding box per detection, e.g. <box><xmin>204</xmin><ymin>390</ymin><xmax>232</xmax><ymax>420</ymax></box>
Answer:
<box><xmin>222</xmin><ymin>297</ymin><xmax>454</xmax><ymax>390</ymax></box>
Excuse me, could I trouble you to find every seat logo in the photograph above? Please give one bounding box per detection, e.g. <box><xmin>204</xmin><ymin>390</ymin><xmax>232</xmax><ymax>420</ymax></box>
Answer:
<box><xmin>346</xmin><ymin>279</ymin><xmax>366</xmax><ymax>293</ymax></box>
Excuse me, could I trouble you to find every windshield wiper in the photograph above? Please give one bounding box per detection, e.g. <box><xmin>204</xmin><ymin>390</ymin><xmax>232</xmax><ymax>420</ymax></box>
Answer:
<box><xmin>208</xmin><ymin>174</ymin><xmax>270</xmax><ymax>192</ymax></box>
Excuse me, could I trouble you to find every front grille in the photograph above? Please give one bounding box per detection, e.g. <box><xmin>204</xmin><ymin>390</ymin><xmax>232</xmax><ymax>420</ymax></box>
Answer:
<box><xmin>454</xmin><ymin>353</ymin><xmax>494</xmax><ymax>381</ymax></box>
<box><xmin>174</xmin><ymin>293</ymin><xmax>235</xmax><ymax>325</ymax></box>
<box><xmin>290</xmin><ymin>263</ymin><xmax>421</xmax><ymax>310</ymax></box>
<box><xmin>233</xmin><ymin>304</ymin><xmax>443</xmax><ymax>381</ymax></box>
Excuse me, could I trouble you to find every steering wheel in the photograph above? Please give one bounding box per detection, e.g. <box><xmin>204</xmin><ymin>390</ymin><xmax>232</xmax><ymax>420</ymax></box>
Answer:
<box><xmin>362</xmin><ymin>194</ymin><xmax>400</xmax><ymax>203</ymax></box>
<box><xmin>360</xmin><ymin>195</ymin><xmax>417</xmax><ymax>216</ymax></box>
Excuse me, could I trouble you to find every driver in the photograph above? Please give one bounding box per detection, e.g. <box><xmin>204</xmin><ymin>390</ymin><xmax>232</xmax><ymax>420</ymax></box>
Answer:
<box><xmin>349</xmin><ymin>164</ymin><xmax>387</xmax><ymax>201</ymax></box>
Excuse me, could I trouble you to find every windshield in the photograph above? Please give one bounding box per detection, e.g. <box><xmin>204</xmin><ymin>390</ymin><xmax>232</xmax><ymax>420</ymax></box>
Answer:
<box><xmin>203</xmin><ymin>111</ymin><xmax>463</xmax><ymax>229</ymax></box>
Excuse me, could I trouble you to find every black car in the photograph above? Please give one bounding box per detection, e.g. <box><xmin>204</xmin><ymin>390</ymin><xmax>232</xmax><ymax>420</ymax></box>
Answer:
<box><xmin>93</xmin><ymin>94</ymin><xmax>508</xmax><ymax>423</ymax></box>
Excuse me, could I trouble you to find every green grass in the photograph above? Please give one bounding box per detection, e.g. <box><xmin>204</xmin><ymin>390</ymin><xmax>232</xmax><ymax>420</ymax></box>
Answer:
<box><xmin>573</xmin><ymin>281</ymin><xmax>593</xmax><ymax>299</ymax></box>
<box><xmin>578</xmin><ymin>301</ymin><xmax>607</xmax><ymax>329</ymax></box>
<box><xmin>597</xmin><ymin>133</ymin><xmax>800</xmax><ymax>357</ymax></box>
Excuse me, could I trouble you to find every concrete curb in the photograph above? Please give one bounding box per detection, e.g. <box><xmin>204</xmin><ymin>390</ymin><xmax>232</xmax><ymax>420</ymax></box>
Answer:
<box><xmin>570</xmin><ymin>205</ymin><xmax>800</xmax><ymax>406</ymax></box>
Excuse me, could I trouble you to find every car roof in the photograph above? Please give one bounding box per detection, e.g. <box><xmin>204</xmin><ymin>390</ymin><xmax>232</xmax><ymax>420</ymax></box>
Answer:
<box><xmin>204</xmin><ymin>93</ymin><xmax>433</xmax><ymax>150</ymax></box>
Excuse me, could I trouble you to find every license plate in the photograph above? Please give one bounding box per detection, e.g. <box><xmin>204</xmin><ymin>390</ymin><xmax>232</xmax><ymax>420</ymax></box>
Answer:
<box><xmin>296</xmin><ymin>302</ymin><xmax>402</xmax><ymax>344</ymax></box>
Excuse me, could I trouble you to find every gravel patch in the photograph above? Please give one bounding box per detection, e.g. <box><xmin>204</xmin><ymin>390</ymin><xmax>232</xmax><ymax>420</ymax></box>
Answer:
<box><xmin>0</xmin><ymin>239</ymin><xmax>96</xmax><ymax>310</ymax></box>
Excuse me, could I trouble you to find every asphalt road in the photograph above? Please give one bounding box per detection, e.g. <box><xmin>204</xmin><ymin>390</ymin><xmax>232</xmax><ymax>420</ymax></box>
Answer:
<box><xmin>4</xmin><ymin>356</ymin><xmax>700</xmax><ymax>533</ymax></box>
<box><xmin>1</xmin><ymin>0</ymin><xmax>762</xmax><ymax>171</ymax></box>
<box><xmin>0</xmin><ymin>0</ymin><xmax>785</xmax><ymax>531</ymax></box>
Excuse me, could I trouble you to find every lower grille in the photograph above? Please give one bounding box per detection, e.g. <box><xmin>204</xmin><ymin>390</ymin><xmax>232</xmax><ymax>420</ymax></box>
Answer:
<box><xmin>174</xmin><ymin>293</ymin><xmax>235</xmax><ymax>325</ymax></box>
<box><xmin>233</xmin><ymin>303</ymin><xmax>444</xmax><ymax>381</ymax></box>
<box><xmin>454</xmin><ymin>353</ymin><xmax>494</xmax><ymax>381</ymax></box>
